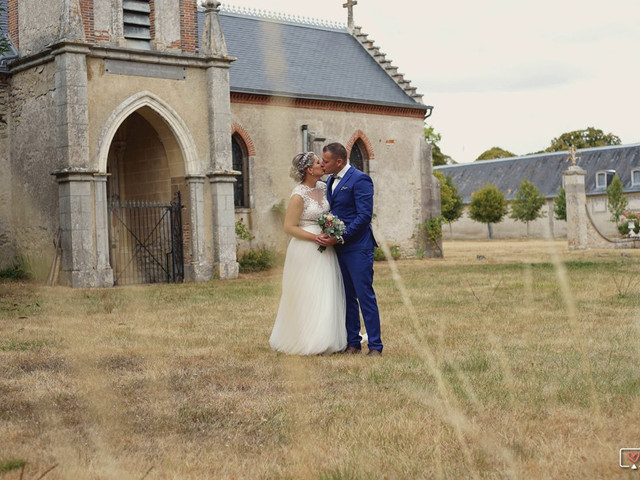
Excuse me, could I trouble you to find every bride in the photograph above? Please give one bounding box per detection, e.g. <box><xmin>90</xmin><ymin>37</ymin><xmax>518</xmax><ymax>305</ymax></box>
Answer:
<box><xmin>269</xmin><ymin>152</ymin><xmax>347</xmax><ymax>355</ymax></box>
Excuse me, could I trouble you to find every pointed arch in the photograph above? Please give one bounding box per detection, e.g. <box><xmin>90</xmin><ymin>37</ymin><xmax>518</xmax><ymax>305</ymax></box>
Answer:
<box><xmin>231</xmin><ymin>122</ymin><xmax>255</xmax><ymax>209</ymax></box>
<box><xmin>96</xmin><ymin>91</ymin><xmax>199</xmax><ymax>175</ymax></box>
<box><xmin>345</xmin><ymin>130</ymin><xmax>375</xmax><ymax>160</ymax></box>
<box><xmin>231</xmin><ymin>122</ymin><xmax>257</xmax><ymax>156</ymax></box>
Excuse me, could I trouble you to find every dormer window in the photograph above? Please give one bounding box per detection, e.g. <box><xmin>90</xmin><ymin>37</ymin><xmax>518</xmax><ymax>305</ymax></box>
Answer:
<box><xmin>123</xmin><ymin>0</ymin><xmax>151</xmax><ymax>50</ymax></box>
<box><xmin>632</xmin><ymin>169</ymin><xmax>640</xmax><ymax>186</ymax></box>
<box><xmin>596</xmin><ymin>170</ymin><xmax>615</xmax><ymax>188</ymax></box>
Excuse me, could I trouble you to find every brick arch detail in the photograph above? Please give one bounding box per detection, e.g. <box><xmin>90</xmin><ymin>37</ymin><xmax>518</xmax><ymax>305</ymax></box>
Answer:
<box><xmin>231</xmin><ymin>123</ymin><xmax>257</xmax><ymax>157</ymax></box>
<box><xmin>345</xmin><ymin>130</ymin><xmax>375</xmax><ymax>160</ymax></box>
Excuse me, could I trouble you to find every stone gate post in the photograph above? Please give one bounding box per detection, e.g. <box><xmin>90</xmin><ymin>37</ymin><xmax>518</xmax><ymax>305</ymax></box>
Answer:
<box><xmin>564</xmin><ymin>165</ymin><xmax>588</xmax><ymax>250</ymax></box>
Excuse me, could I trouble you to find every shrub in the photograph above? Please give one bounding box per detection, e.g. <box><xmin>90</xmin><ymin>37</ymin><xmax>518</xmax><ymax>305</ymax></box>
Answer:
<box><xmin>235</xmin><ymin>219</ymin><xmax>254</xmax><ymax>242</ymax></box>
<box><xmin>0</xmin><ymin>257</ymin><xmax>30</xmax><ymax>280</ymax></box>
<box><xmin>618</xmin><ymin>222</ymin><xmax>630</xmax><ymax>236</ymax></box>
<box><xmin>620</xmin><ymin>212</ymin><xmax>640</xmax><ymax>236</ymax></box>
<box><xmin>238</xmin><ymin>247</ymin><xmax>275</xmax><ymax>273</ymax></box>
<box><xmin>374</xmin><ymin>245</ymin><xmax>401</xmax><ymax>262</ymax></box>
<box><xmin>422</xmin><ymin>216</ymin><xmax>443</xmax><ymax>256</ymax></box>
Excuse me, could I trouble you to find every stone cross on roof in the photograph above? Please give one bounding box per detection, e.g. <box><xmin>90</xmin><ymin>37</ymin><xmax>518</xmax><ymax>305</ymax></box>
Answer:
<box><xmin>343</xmin><ymin>0</ymin><xmax>358</xmax><ymax>32</ymax></box>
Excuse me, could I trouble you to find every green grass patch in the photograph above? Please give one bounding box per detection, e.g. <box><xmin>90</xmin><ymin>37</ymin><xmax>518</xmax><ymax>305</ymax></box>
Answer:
<box><xmin>0</xmin><ymin>340</ymin><xmax>46</xmax><ymax>351</ymax></box>
<box><xmin>0</xmin><ymin>459</ymin><xmax>25</xmax><ymax>473</ymax></box>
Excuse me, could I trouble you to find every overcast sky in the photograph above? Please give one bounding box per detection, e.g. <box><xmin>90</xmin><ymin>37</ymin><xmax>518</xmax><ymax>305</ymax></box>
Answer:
<box><xmin>218</xmin><ymin>0</ymin><xmax>640</xmax><ymax>163</ymax></box>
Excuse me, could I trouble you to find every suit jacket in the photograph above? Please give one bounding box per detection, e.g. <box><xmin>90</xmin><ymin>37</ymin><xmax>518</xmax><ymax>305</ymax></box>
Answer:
<box><xmin>327</xmin><ymin>166</ymin><xmax>377</xmax><ymax>253</ymax></box>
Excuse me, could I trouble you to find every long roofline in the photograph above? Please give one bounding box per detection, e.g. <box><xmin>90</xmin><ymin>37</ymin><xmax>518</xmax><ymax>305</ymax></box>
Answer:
<box><xmin>436</xmin><ymin>142</ymin><xmax>640</xmax><ymax>169</ymax></box>
<box><xmin>219</xmin><ymin>4</ymin><xmax>347</xmax><ymax>31</ymax></box>
<box><xmin>229</xmin><ymin>87</ymin><xmax>428</xmax><ymax>111</ymax></box>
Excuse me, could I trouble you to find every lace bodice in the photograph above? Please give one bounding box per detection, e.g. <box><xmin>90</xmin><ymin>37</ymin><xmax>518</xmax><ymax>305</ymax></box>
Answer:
<box><xmin>291</xmin><ymin>182</ymin><xmax>330</xmax><ymax>227</ymax></box>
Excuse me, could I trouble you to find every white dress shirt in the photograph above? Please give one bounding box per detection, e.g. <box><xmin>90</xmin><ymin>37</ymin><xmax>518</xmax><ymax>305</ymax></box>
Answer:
<box><xmin>332</xmin><ymin>164</ymin><xmax>351</xmax><ymax>192</ymax></box>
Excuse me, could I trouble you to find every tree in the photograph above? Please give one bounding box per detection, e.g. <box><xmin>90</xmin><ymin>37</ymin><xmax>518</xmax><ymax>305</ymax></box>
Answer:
<box><xmin>606</xmin><ymin>173</ymin><xmax>627</xmax><ymax>224</ymax></box>
<box><xmin>475</xmin><ymin>147</ymin><xmax>516</xmax><ymax>161</ymax></box>
<box><xmin>468</xmin><ymin>184</ymin><xmax>508</xmax><ymax>239</ymax></box>
<box><xmin>433</xmin><ymin>170</ymin><xmax>463</xmax><ymax>231</ymax></box>
<box><xmin>509</xmin><ymin>179</ymin><xmax>546</xmax><ymax>236</ymax></box>
<box><xmin>553</xmin><ymin>188</ymin><xmax>567</xmax><ymax>221</ymax></box>
<box><xmin>545</xmin><ymin>127</ymin><xmax>621</xmax><ymax>152</ymax></box>
<box><xmin>425</xmin><ymin>124</ymin><xmax>452</xmax><ymax>166</ymax></box>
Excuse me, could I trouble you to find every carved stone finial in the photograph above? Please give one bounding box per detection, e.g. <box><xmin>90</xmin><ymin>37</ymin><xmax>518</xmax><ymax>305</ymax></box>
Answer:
<box><xmin>202</xmin><ymin>0</ymin><xmax>221</xmax><ymax>11</ymax></box>
<box><xmin>60</xmin><ymin>0</ymin><xmax>86</xmax><ymax>42</ymax></box>
<box><xmin>343</xmin><ymin>0</ymin><xmax>358</xmax><ymax>32</ymax></box>
<box><xmin>201</xmin><ymin>0</ymin><xmax>227</xmax><ymax>56</ymax></box>
<box><xmin>567</xmin><ymin>145</ymin><xmax>580</xmax><ymax>166</ymax></box>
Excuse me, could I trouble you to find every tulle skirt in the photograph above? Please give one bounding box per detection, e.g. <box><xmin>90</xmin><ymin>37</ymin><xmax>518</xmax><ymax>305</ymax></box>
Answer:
<box><xmin>269</xmin><ymin>226</ymin><xmax>347</xmax><ymax>355</ymax></box>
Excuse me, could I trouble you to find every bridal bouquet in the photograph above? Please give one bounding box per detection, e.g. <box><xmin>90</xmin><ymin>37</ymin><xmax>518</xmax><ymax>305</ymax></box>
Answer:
<box><xmin>317</xmin><ymin>213</ymin><xmax>345</xmax><ymax>252</ymax></box>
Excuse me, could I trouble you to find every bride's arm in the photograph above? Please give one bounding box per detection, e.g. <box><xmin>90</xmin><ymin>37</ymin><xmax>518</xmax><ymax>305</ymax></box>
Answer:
<box><xmin>284</xmin><ymin>195</ymin><xmax>318</xmax><ymax>242</ymax></box>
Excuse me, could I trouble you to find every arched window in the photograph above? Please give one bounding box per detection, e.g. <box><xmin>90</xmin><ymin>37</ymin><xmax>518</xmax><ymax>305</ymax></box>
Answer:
<box><xmin>232</xmin><ymin>135</ymin><xmax>250</xmax><ymax>208</ymax></box>
<box><xmin>349</xmin><ymin>139</ymin><xmax>369</xmax><ymax>174</ymax></box>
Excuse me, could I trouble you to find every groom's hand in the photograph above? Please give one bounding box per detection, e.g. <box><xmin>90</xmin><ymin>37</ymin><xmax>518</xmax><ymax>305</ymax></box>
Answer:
<box><xmin>316</xmin><ymin>233</ymin><xmax>338</xmax><ymax>247</ymax></box>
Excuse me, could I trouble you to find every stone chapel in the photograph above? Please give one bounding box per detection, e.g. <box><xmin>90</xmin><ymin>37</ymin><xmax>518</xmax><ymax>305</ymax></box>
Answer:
<box><xmin>0</xmin><ymin>0</ymin><xmax>440</xmax><ymax>288</ymax></box>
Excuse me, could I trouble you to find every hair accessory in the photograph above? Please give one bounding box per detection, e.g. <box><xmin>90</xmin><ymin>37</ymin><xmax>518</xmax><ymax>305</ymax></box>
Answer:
<box><xmin>289</xmin><ymin>151</ymin><xmax>316</xmax><ymax>182</ymax></box>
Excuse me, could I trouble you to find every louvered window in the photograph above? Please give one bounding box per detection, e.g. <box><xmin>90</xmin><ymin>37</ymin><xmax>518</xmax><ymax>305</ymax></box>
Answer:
<box><xmin>123</xmin><ymin>0</ymin><xmax>151</xmax><ymax>50</ymax></box>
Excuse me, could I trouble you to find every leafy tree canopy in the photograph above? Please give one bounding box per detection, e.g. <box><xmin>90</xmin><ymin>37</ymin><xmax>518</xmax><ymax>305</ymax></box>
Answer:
<box><xmin>433</xmin><ymin>170</ymin><xmax>463</xmax><ymax>225</ymax></box>
<box><xmin>475</xmin><ymin>147</ymin><xmax>516</xmax><ymax>162</ymax></box>
<box><xmin>425</xmin><ymin>124</ymin><xmax>453</xmax><ymax>166</ymax></box>
<box><xmin>469</xmin><ymin>184</ymin><xmax>508</xmax><ymax>225</ymax></box>
<box><xmin>606</xmin><ymin>173</ymin><xmax>628</xmax><ymax>224</ymax></box>
<box><xmin>553</xmin><ymin>188</ymin><xmax>566</xmax><ymax>221</ymax></box>
<box><xmin>509</xmin><ymin>179</ymin><xmax>546</xmax><ymax>224</ymax></box>
<box><xmin>545</xmin><ymin>127</ymin><xmax>621</xmax><ymax>152</ymax></box>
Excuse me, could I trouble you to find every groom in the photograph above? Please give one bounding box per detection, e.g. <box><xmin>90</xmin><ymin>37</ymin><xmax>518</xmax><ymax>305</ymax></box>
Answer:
<box><xmin>318</xmin><ymin>142</ymin><xmax>383</xmax><ymax>356</ymax></box>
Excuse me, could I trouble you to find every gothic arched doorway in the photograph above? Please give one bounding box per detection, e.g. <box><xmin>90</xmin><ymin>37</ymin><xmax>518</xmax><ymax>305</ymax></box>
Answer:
<box><xmin>106</xmin><ymin>108</ymin><xmax>187</xmax><ymax>285</ymax></box>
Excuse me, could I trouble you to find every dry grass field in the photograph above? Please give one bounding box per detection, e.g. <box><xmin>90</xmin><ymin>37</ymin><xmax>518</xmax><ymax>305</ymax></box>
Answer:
<box><xmin>2</xmin><ymin>239</ymin><xmax>640</xmax><ymax>479</ymax></box>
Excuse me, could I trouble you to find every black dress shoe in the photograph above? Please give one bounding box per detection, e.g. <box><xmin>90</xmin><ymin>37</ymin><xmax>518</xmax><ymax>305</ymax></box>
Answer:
<box><xmin>366</xmin><ymin>349</ymin><xmax>382</xmax><ymax>357</ymax></box>
<box><xmin>342</xmin><ymin>346</ymin><xmax>361</xmax><ymax>354</ymax></box>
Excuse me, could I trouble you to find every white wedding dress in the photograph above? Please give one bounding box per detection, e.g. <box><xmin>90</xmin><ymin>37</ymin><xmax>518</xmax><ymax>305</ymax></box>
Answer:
<box><xmin>269</xmin><ymin>182</ymin><xmax>347</xmax><ymax>355</ymax></box>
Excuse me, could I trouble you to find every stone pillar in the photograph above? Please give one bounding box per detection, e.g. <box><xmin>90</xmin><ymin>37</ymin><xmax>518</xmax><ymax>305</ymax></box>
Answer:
<box><xmin>564</xmin><ymin>165</ymin><xmax>588</xmax><ymax>250</ymax></box>
<box><xmin>111</xmin><ymin>0</ymin><xmax>127</xmax><ymax>46</ymax></box>
<box><xmin>206</xmin><ymin>66</ymin><xmax>233</xmax><ymax>172</ymax></box>
<box><xmin>200</xmin><ymin>0</ymin><xmax>238</xmax><ymax>279</ymax></box>
<box><xmin>54</xmin><ymin>170</ymin><xmax>113</xmax><ymax>287</ymax></box>
<box><xmin>185</xmin><ymin>175</ymin><xmax>212</xmax><ymax>281</ymax></box>
<box><xmin>418</xmin><ymin>142</ymin><xmax>443</xmax><ymax>258</ymax></box>
<box><xmin>207</xmin><ymin>171</ymin><xmax>239</xmax><ymax>279</ymax></box>
<box><xmin>93</xmin><ymin>174</ymin><xmax>114</xmax><ymax>286</ymax></box>
<box><xmin>53</xmin><ymin>42</ymin><xmax>90</xmax><ymax>169</ymax></box>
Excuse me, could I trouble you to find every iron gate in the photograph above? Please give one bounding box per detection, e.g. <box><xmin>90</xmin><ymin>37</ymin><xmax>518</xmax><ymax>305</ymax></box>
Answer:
<box><xmin>108</xmin><ymin>192</ymin><xmax>184</xmax><ymax>285</ymax></box>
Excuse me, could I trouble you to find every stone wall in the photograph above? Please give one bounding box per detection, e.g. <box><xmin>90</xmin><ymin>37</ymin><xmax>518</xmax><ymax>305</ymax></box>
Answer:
<box><xmin>230</xmin><ymin>101</ymin><xmax>430</xmax><ymax>256</ymax></box>
<box><xmin>119</xmin><ymin>113</ymin><xmax>172</xmax><ymax>202</ymax></box>
<box><xmin>442</xmin><ymin>194</ymin><xmax>640</xmax><ymax>241</ymax></box>
<box><xmin>86</xmin><ymin>58</ymin><xmax>210</xmax><ymax>173</ymax></box>
<box><xmin>443</xmin><ymin>201</ymin><xmax>566</xmax><ymax>240</ymax></box>
<box><xmin>16</xmin><ymin>0</ymin><xmax>62</xmax><ymax>55</ymax></box>
<box><xmin>7</xmin><ymin>62</ymin><xmax>59</xmax><ymax>266</ymax></box>
<box><xmin>0</xmin><ymin>80</ymin><xmax>13</xmax><ymax>268</ymax></box>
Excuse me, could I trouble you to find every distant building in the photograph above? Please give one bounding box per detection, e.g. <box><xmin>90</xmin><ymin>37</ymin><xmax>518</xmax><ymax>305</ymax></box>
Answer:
<box><xmin>435</xmin><ymin>144</ymin><xmax>640</xmax><ymax>239</ymax></box>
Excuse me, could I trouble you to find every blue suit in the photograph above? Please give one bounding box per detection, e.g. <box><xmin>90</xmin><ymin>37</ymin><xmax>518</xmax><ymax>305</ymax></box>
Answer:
<box><xmin>327</xmin><ymin>166</ymin><xmax>383</xmax><ymax>352</ymax></box>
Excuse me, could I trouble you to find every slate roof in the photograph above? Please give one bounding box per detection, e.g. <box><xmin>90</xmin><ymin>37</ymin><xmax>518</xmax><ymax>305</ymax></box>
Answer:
<box><xmin>206</xmin><ymin>10</ymin><xmax>425</xmax><ymax>110</ymax></box>
<box><xmin>0</xmin><ymin>0</ymin><xmax>18</xmax><ymax>73</ymax></box>
<box><xmin>435</xmin><ymin>144</ymin><xmax>640</xmax><ymax>203</ymax></box>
